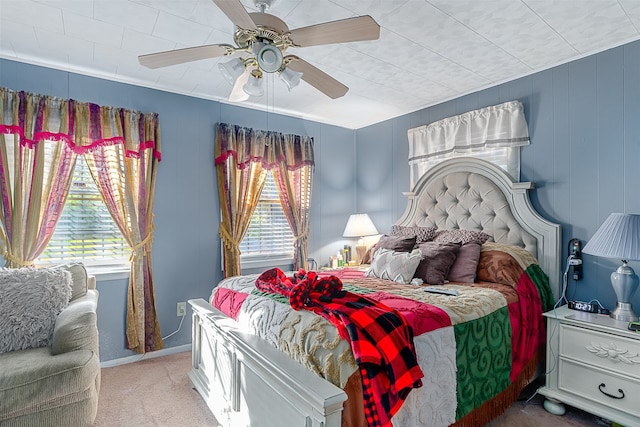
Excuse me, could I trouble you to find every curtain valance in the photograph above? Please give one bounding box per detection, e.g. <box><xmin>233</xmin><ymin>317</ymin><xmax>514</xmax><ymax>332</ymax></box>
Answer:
<box><xmin>215</xmin><ymin>122</ymin><xmax>314</xmax><ymax>170</ymax></box>
<box><xmin>408</xmin><ymin>100</ymin><xmax>529</xmax><ymax>161</ymax></box>
<box><xmin>0</xmin><ymin>88</ymin><xmax>161</xmax><ymax>160</ymax></box>
<box><xmin>407</xmin><ymin>100</ymin><xmax>529</xmax><ymax>187</ymax></box>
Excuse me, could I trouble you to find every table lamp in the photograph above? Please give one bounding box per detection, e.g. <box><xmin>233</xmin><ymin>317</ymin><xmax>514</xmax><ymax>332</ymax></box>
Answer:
<box><xmin>343</xmin><ymin>213</ymin><xmax>379</xmax><ymax>263</ymax></box>
<box><xmin>582</xmin><ymin>213</ymin><xmax>640</xmax><ymax>322</ymax></box>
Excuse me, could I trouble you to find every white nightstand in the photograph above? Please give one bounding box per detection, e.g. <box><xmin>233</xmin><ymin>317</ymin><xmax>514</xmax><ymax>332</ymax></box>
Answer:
<box><xmin>539</xmin><ymin>305</ymin><xmax>640</xmax><ymax>427</ymax></box>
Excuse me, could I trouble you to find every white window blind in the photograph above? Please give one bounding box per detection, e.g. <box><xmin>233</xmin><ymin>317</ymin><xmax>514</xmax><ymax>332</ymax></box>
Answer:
<box><xmin>240</xmin><ymin>172</ymin><xmax>294</xmax><ymax>258</ymax></box>
<box><xmin>39</xmin><ymin>155</ymin><xmax>129</xmax><ymax>265</ymax></box>
<box><xmin>407</xmin><ymin>100</ymin><xmax>530</xmax><ymax>188</ymax></box>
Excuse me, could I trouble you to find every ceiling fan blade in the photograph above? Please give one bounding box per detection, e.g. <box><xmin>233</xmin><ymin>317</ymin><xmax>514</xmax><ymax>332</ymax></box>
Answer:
<box><xmin>287</xmin><ymin>58</ymin><xmax>348</xmax><ymax>99</ymax></box>
<box><xmin>289</xmin><ymin>15</ymin><xmax>380</xmax><ymax>48</ymax></box>
<box><xmin>139</xmin><ymin>44</ymin><xmax>233</xmax><ymax>69</ymax></box>
<box><xmin>212</xmin><ymin>0</ymin><xmax>257</xmax><ymax>30</ymax></box>
<box><xmin>229</xmin><ymin>70</ymin><xmax>250</xmax><ymax>102</ymax></box>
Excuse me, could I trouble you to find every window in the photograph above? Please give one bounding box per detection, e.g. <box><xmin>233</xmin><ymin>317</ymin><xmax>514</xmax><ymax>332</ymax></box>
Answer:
<box><xmin>240</xmin><ymin>172</ymin><xmax>294</xmax><ymax>262</ymax></box>
<box><xmin>38</xmin><ymin>155</ymin><xmax>129</xmax><ymax>266</ymax></box>
<box><xmin>409</xmin><ymin>147</ymin><xmax>519</xmax><ymax>187</ymax></box>
<box><xmin>407</xmin><ymin>100</ymin><xmax>530</xmax><ymax>187</ymax></box>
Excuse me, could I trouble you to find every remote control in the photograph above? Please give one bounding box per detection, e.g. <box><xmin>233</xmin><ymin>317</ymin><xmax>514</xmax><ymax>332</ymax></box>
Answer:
<box><xmin>424</xmin><ymin>287</ymin><xmax>459</xmax><ymax>296</ymax></box>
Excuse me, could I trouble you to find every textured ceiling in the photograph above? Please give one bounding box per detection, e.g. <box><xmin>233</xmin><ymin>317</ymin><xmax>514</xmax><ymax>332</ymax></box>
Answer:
<box><xmin>1</xmin><ymin>0</ymin><xmax>640</xmax><ymax>129</ymax></box>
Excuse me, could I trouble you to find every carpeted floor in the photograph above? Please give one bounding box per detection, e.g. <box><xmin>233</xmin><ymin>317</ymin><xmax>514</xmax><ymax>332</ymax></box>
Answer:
<box><xmin>94</xmin><ymin>351</ymin><xmax>610</xmax><ymax>427</ymax></box>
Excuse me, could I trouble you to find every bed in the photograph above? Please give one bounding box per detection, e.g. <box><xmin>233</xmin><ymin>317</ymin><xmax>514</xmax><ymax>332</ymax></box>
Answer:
<box><xmin>188</xmin><ymin>157</ymin><xmax>561</xmax><ymax>427</ymax></box>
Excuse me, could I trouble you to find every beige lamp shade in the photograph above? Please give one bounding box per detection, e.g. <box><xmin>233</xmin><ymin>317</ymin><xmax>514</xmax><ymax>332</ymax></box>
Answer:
<box><xmin>343</xmin><ymin>214</ymin><xmax>378</xmax><ymax>263</ymax></box>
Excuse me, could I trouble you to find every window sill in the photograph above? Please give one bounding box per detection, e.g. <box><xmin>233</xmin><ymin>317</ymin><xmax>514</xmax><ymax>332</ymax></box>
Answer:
<box><xmin>85</xmin><ymin>264</ymin><xmax>130</xmax><ymax>281</ymax></box>
<box><xmin>240</xmin><ymin>255</ymin><xmax>293</xmax><ymax>271</ymax></box>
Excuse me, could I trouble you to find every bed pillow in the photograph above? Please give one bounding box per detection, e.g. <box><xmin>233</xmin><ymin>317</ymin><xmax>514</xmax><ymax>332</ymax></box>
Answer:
<box><xmin>365</xmin><ymin>248</ymin><xmax>422</xmax><ymax>284</ymax></box>
<box><xmin>390</xmin><ymin>225</ymin><xmax>438</xmax><ymax>243</ymax></box>
<box><xmin>0</xmin><ymin>268</ymin><xmax>72</xmax><ymax>353</ymax></box>
<box><xmin>433</xmin><ymin>229</ymin><xmax>492</xmax><ymax>245</ymax></box>
<box><xmin>476</xmin><ymin>244</ymin><xmax>523</xmax><ymax>288</ymax></box>
<box><xmin>377</xmin><ymin>234</ymin><xmax>418</xmax><ymax>251</ymax></box>
<box><xmin>447</xmin><ymin>242</ymin><xmax>482</xmax><ymax>283</ymax></box>
<box><xmin>360</xmin><ymin>234</ymin><xmax>417</xmax><ymax>264</ymax></box>
<box><xmin>413</xmin><ymin>242</ymin><xmax>460</xmax><ymax>285</ymax></box>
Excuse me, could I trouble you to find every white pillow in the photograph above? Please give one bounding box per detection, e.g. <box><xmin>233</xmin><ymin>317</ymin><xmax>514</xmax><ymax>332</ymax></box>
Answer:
<box><xmin>365</xmin><ymin>248</ymin><xmax>422</xmax><ymax>284</ymax></box>
<box><xmin>0</xmin><ymin>268</ymin><xmax>72</xmax><ymax>353</ymax></box>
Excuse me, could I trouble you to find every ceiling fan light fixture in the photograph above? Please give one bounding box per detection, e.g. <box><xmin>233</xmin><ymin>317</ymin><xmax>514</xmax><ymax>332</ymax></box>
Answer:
<box><xmin>218</xmin><ymin>58</ymin><xmax>245</xmax><ymax>85</ymax></box>
<box><xmin>251</xmin><ymin>41</ymin><xmax>265</xmax><ymax>56</ymax></box>
<box><xmin>257</xmin><ymin>44</ymin><xmax>283</xmax><ymax>73</ymax></box>
<box><xmin>279</xmin><ymin>66</ymin><xmax>303</xmax><ymax>91</ymax></box>
<box><xmin>243</xmin><ymin>71</ymin><xmax>264</xmax><ymax>97</ymax></box>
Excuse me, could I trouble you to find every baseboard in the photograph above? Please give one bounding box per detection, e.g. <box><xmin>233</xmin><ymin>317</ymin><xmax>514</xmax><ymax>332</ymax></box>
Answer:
<box><xmin>100</xmin><ymin>343</ymin><xmax>192</xmax><ymax>368</ymax></box>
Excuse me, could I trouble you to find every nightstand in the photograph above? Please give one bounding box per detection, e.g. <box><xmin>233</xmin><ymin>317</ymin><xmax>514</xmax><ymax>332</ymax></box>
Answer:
<box><xmin>539</xmin><ymin>305</ymin><xmax>640</xmax><ymax>427</ymax></box>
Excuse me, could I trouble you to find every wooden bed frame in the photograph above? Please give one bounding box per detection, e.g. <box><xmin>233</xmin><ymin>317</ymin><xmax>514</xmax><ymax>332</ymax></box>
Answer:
<box><xmin>188</xmin><ymin>158</ymin><xmax>561</xmax><ymax>427</ymax></box>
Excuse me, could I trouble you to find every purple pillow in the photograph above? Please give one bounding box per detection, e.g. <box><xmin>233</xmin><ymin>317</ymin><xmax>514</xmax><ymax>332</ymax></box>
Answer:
<box><xmin>447</xmin><ymin>242</ymin><xmax>482</xmax><ymax>283</ymax></box>
<box><xmin>413</xmin><ymin>242</ymin><xmax>460</xmax><ymax>285</ymax></box>
<box><xmin>361</xmin><ymin>234</ymin><xmax>417</xmax><ymax>264</ymax></box>
<box><xmin>376</xmin><ymin>234</ymin><xmax>417</xmax><ymax>252</ymax></box>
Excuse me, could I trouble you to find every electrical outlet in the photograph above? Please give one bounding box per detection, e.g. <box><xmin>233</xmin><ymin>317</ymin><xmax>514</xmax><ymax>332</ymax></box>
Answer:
<box><xmin>176</xmin><ymin>302</ymin><xmax>186</xmax><ymax>317</ymax></box>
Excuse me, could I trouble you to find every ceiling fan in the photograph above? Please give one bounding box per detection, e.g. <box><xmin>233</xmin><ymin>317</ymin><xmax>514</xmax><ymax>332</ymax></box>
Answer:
<box><xmin>138</xmin><ymin>0</ymin><xmax>380</xmax><ymax>100</ymax></box>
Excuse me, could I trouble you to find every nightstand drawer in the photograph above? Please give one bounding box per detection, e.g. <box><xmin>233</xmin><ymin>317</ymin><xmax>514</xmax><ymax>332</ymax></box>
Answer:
<box><xmin>560</xmin><ymin>324</ymin><xmax>640</xmax><ymax>379</ymax></box>
<box><xmin>559</xmin><ymin>358</ymin><xmax>640</xmax><ymax>418</ymax></box>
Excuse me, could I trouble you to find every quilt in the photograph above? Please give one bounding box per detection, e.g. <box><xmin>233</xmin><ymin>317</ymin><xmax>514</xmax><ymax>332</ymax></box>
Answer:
<box><xmin>210</xmin><ymin>243</ymin><xmax>554</xmax><ymax>427</ymax></box>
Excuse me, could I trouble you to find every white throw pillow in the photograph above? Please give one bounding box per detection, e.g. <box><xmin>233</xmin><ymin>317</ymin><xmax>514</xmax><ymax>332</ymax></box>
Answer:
<box><xmin>0</xmin><ymin>268</ymin><xmax>72</xmax><ymax>353</ymax></box>
<box><xmin>365</xmin><ymin>248</ymin><xmax>422</xmax><ymax>284</ymax></box>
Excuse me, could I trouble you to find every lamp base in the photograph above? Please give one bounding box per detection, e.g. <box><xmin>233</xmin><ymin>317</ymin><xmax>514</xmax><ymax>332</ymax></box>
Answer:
<box><xmin>610</xmin><ymin>302</ymin><xmax>639</xmax><ymax>322</ymax></box>
<box><xmin>355</xmin><ymin>245</ymin><xmax>367</xmax><ymax>265</ymax></box>
<box><xmin>609</xmin><ymin>263</ymin><xmax>639</xmax><ymax>323</ymax></box>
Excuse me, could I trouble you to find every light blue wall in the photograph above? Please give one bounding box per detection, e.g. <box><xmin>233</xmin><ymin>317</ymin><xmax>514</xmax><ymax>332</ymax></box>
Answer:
<box><xmin>356</xmin><ymin>39</ymin><xmax>640</xmax><ymax>314</ymax></box>
<box><xmin>0</xmin><ymin>58</ymin><xmax>356</xmax><ymax>361</ymax></box>
<box><xmin>3</xmin><ymin>37</ymin><xmax>640</xmax><ymax>360</ymax></box>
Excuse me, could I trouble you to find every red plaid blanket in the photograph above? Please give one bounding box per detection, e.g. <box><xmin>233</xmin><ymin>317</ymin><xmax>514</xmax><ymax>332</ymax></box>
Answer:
<box><xmin>255</xmin><ymin>268</ymin><xmax>424</xmax><ymax>427</ymax></box>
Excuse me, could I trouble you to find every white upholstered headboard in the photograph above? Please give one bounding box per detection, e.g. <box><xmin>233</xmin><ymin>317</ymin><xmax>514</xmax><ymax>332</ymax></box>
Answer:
<box><xmin>396</xmin><ymin>158</ymin><xmax>562</xmax><ymax>298</ymax></box>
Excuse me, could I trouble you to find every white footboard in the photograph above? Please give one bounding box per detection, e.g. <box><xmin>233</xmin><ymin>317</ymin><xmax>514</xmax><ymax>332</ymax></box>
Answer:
<box><xmin>188</xmin><ymin>299</ymin><xmax>347</xmax><ymax>427</ymax></box>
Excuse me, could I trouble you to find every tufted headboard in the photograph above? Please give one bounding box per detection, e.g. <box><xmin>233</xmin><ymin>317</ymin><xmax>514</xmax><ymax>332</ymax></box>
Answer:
<box><xmin>395</xmin><ymin>158</ymin><xmax>562</xmax><ymax>298</ymax></box>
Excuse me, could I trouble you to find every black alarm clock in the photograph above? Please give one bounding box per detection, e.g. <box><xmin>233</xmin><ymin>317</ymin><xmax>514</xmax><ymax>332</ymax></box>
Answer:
<box><xmin>568</xmin><ymin>300</ymin><xmax>599</xmax><ymax>313</ymax></box>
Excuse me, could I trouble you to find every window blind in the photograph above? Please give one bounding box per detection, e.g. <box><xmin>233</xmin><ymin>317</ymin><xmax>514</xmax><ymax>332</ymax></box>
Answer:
<box><xmin>39</xmin><ymin>156</ymin><xmax>129</xmax><ymax>264</ymax></box>
<box><xmin>407</xmin><ymin>100</ymin><xmax>529</xmax><ymax>188</ymax></box>
<box><xmin>240</xmin><ymin>172</ymin><xmax>294</xmax><ymax>257</ymax></box>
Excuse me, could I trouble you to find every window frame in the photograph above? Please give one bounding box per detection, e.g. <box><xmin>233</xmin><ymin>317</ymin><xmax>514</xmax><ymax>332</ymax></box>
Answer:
<box><xmin>36</xmin><ymin>154</ymin><xmax>131</xmax><ymax>278</ymax></box>
<box><xmin>239</xmin><ymin>171</ymin><xmax>294</xmax><ymax>269</ymax></box>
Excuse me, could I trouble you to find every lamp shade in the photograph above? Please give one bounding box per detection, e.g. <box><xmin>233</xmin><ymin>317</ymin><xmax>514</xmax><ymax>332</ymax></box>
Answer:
<box><xmin>280</xmin><ymin>66</ymin><xmax>303</xmax><ymax>91</ymax></box>
<box><xmin>218</xmin><ymin>58</ymin><xmax>245</xmax><ymax>85</ymax></box>
<box><xmin>582</xmin><ymin>213</ymin><xmax>640</xmax><ymax>261</ymax></box>
<box><xmin>343</xmin><ymin>214</ymin><xmax>378</xmax><ymax>238</ymax></box>
<box><xmin>243</xmin><ymin>72</ymin><xmax>264</xmax><ymax>97</ymax></box>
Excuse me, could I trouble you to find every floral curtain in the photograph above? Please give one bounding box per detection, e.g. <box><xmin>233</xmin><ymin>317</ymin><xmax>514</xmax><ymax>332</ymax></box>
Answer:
<box><xmin>0</xmin><ymin>89</ymin><xmax>77</xmax><ymax>267</ymax></box>
<box><xmin>215</xmin><ymin>123</ymin><xmax>269</xmax><ymax>278</ymax></box>
<box><xmin>79</xmin><ymin>104</ymin><xmax>162</xmax><ymax>353</ymax></box>
<box><xmin>0</xmin><ymin>87</ymin><xmax>163</xmax><ymax>353</ymax></box>
<box><xmin>270</xmin><ymin>133</ymin><xmax>314</xmax><ymax>270</ymax></box>
<box><xmin>215</xmin><ymin>123</ymin><xmax>314</xmax><ymax>277</ymax></box>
